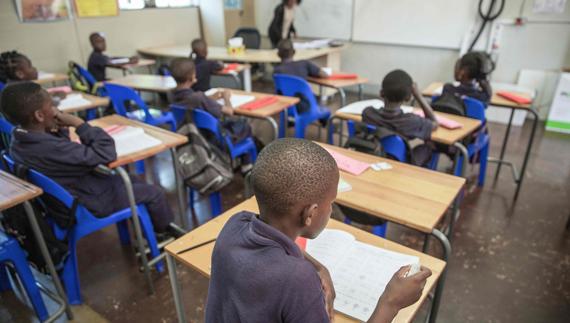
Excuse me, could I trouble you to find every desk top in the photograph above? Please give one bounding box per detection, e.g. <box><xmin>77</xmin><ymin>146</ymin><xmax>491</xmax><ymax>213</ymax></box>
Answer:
<box><xmin>59</xmin><ymin>92</ymin><xmax>110</xmax><ymax>114</ymax></box>
<box><xmin>307</xmin><ymin>75</ymin><xmax>369</xmax><ymax>89</ymax></box>
<box><xmin>165</xmin><ymin>197</ymin><xmax>446</xmax><ymax>323</ymax></box>
<box><xmin>88</xmin><ymin>115</ymin><xmax>187</xmax><ymax>168</ymax></box>
<box><xmin>320</xmin><ymin>143</ymin><xmax>465</xmax><ymax>233</ymax></box>
<box><xmin>422</xmin><ymin>82</ymin><xmax>533</xmax><ymax>110</ymax></box>
<box><xmin>34</xmin><ymin>72</ymin><xmax>69</xmax><ymax>85</ymax></box>
<box><xmin>225</xmin><ymin>88</ymin><xmax>299</xmax><ymax>118</ymax></box>
<box><xmin>138</xmin><ymin>45</ymin><xmax>346</xmax><ymax>64</ymax></box>
<box><xmin>111</xmin><ymin>58</ymin><xmax>156</xmax><ymax>70</ymax></box>
<box><xmin>0</xmin><ymin>170</ymin><xmax>43</xmax><ymax>211</ymax></box>
<box><xmin>105</xmin><ymin>74</ymin><xmax>176</xmax><ymax>93</ymax></box>
<box><xmin>334</xmin><ymin>108</ymin><xmax>481</xmax><ymax>145</ymax></box>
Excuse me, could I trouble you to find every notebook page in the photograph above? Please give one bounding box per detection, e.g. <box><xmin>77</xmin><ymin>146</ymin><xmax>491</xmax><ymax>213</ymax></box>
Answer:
<box><xmin>37</xmin><ymin>72</ymin><xmax>55</xmax><ymax>80</ymax></box>
<box><xmin>107</xmin><ymin>126</ymin><xmax>162</xmax><ymax>157</ymax></box>
<box><xmin>337</xmin><ymin>99</ymin><xmax>384</xmax><ymax>114</ymax></box>
<box><xmin>217</xmin><ymin>94</ymin><xmax>256</xmax><ymax>108</ymax></box>
<box><xmin>58</xmin><ymin>94</ymin><xmax>92</xmax><ymax>111</ymax></box>
<box><xmin>306</xmin><ymin>229</ymin><xmax>356</xmax><ymax>273</ymax></box>
<box><xmin>332</xmin><ymin>242</ymin><xmax>420</xmax><ymax>322</ymax></box>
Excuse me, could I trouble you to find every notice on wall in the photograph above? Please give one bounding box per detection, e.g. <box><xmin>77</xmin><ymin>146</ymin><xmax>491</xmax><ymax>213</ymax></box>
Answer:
<box><xmin>546</xmin><ymin>73</ymin><xmax>570</xmax><ymax>134</ymax></box>
<box><xmin>14</xmin><ymin>0</ymin><xmax>71</xmax><ymax>22</ymax></box>
<box><xmin>74</xmin><ymin>0</ymin><xmax>119</xmax><ymax>17</ymax></box>
<box><xmin>533</xmin><ymin>0</ymin><xmax>567</xmax><ymax>14</ymax></box>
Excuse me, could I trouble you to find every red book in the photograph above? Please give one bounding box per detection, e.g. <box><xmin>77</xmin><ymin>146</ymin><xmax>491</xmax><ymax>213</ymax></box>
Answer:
<box><xmin>496</xmin><ymin>91</ymin><xmax>532</xmax><ymax>104</ymax></box>
<box><xmin>295</xmin><ymin>237</ymin><xmax>307</xmax><ymax>250</ymax></box>
<box><xmin>220</xmin><ymin>63</ymin><xmax>240</xmax><ymax>74</ymax></box>
<box><xmin>240</xmin><ymin>96</ymin><xmax>279</xmax><ymax>111</ymax></box>
<box><xmin>328</xmin><ymin>73</ymin><xmax>358</xmax><ymax>80</ymax></box>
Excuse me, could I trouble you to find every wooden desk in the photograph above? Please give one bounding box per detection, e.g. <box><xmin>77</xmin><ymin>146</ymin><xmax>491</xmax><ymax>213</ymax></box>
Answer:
<box><xmin>58</xmin><ymin>92</ymin><xmax>109</xmax><ymax>114</ymax></box>
<box><xmin>214</xmin><ymin>63</ymin><xmax>252</xmax><ymax>92</ymax></box>
<box><xmin>224</xmin><ymin>88</ymin><xmax>299</xmax><ymax>141</ymax></box>
<box><xmin>107</xmin><ymin>58</ymin><xmax>157</xmax><ymax>76</ymax></box>
<box><xmin>422</xmin><ymin>81</ymin><xmax>539</xmax><ymax>201</ymax></box>
<box><xmin>0</xmin><ymin>171</ymin><xmax>70</xmax><ymax>320</ymax></box>
<box><xmin>165</xmin><ymin>197</ymin><xmax>446</xmax><ymax>323</ymax></box>
<box><xmin>307</xmin><ymin>75</ymin><xmax>369</xmax><ymax>107</ymax></box>
<box><xmin>34</xmin><ymin>72</ymin><xmax>69</xmax><ymax>86</ymax></box>
<box><xmin>105</xmin><ymin>74</ymin><xmax>176</xmax><ymax>93</ymax></box>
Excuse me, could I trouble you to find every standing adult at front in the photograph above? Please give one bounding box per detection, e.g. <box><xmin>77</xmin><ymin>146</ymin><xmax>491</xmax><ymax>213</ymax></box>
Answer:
<box><xmin>268</xmin><ymin>0</ymin><xmax>301</xmax><ymax>48</ymax></box>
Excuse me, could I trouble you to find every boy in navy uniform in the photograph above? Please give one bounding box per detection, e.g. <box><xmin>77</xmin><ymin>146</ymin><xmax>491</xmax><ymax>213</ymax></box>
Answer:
<box><xmin>442</xmin><ymin>52</ymin><xmax>492</xmax><ymax>105</ymax></box>
<box><xmin>169</xmin><ymin>58</ymin><xmax>254</xmax><ymax>173</ymax></box>
<box><xmin>274</xmin><ymin>39</ymin><xmax>328</xmax><ymax>79</ymax></box>
<box><xmin>0</xmin><ymin>51</ymin><xmax>38</xmax><ymax>83</ymax></box>
<box><xmin>363</xmin><ymin>70</ymin><xmax>439</xmax><ymax>166</ymax></box>
<box><xmin>87</xmin><ymin>32</ymin><xmax>138</xmax><ymax>82</ymax></box>
<box><xmin>190</xmin><ymin>38</ymin><xmax>224</xmax><ymax>92</ymax></box>
<box><xmin>206</xmin><ymin>138</ymin><xmax>432</xmax><ymax>323</ymax></box>
<box><xmin>1</xmin><ymin>82</ymin><xmax>177</xmax><ymax>239</ymax></box>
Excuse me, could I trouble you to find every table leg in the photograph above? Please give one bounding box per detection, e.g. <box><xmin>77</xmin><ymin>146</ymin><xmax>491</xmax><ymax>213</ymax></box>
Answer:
<box><xmin>22</xmin><ymin>201</ymin><xmax>73</xmax><ymax>320</ymax></box>
<box><xmin>358</xmin><ymin>84</ymin><xmax>363</xmax><ymax>101</ymax></box>
<box><xmin>167</xmin><ymin>254</ymin><xmax>187</xmax><ymax>323</ymax></box>
<box><xmin>170</xmin><ymin>148</ymin><xmax>188</xmax><ymax>229</ymax></box>
<box><xmin>243</xmin><ymin>68</ymin><xmax>252</xmax><ymax>92</ymax></box>
<box><xmin>263</xmin><ymin>116</ymin><xmax>280</xmax><ymax>142</ymax></box>
<box><xmin>427</xmin><ymin>228</ymin><xmax>451</xmax><ymax>323</ymax></box>
<box><xmin>116</xmin><ymin>167</ymin><xmax>155</xmax><ymax>295</ymax></box>
<box><xmin>492</xmin><ymin>109</ymin><xmax>515</xmax><ymax>183</ymax></box>
<box><xmin>339</xmin><ymin>88</ymin><xmax>347</xmax><ymax>108</ymax></box>
<box><xmin>447</xmin><ymin>193</ymin><xmax>461</xmax><ymax>242</ymax></box>
<box><xmin>452</xmin><ymin>142</ymin><xmax>469</xmax><ymax>178</ymax></box>
<box><xmin>514</xmin><ymin>108</ymin><xmax>539</xmax><ymax>201</ymax></box>
<box><xmin>326</xmin><ymin>115</ymin><xmax>343</xmax><ymax>146</ymax></box>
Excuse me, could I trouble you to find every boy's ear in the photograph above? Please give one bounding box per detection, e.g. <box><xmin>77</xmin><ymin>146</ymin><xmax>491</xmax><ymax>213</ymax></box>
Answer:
<box><xmin>380</xmin><ymin>89</ymin><xmax>385</xmax><ymax>99</ymax></box>
<box><xmin>33</xmin><ymin>109</ymin><xmax>45</xmax><ymax>124</ymax></box>
<box><xmin>14</xmin><ymin>69</ymin><xmax>25</xmax><ymax>80</ymax></box>
<box><xmin>301</xmin><ymin>203</ymin><xmax>318</xmax><ymax>228</ymax></box>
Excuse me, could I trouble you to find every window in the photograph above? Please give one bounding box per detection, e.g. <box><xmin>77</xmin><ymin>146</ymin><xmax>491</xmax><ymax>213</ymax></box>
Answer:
<box><xmin>119</xmin><ymin>0</ymin><xmax>197</xmax><ymax>10</ymax></box>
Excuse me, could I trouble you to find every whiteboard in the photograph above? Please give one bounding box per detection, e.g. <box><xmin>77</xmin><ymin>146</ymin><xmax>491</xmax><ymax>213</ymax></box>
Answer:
<box><xmin>352</xmin><ymin>0</ymin><xmax>480</xmax><ymax>49</ymax></box>
<box><xmin>254</xmin><ymin>0</ymin><xmax>353</xmax><ymax>40</ymax></box>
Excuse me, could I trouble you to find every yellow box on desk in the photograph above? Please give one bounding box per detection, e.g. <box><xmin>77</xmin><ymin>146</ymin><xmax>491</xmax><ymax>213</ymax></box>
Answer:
<box><xmin>227</xmin><ymin>45</ymin><xmax>245</xmax><ymax>55</ymax></box>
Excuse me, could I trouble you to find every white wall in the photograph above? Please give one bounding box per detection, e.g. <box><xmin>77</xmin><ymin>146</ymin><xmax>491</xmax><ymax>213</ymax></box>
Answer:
<box><xmin>200</xmin><ymin>0</ymin><xmax>226</xmax><ymax>46</ymax></box>
<box><xmin>0</xmin><ymin>3</ymin><xmax>202</xmax><ymax>74</ymax></box>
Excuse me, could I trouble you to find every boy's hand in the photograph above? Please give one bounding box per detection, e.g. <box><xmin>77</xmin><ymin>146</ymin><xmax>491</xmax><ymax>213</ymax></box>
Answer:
<box><xmin>411</xmin><ymin>82</ymin><xmax>421</xmax><ymax>98</ymax></box>
<box><xmin>379</xmin><ymin>265</ymin><xmax>432</xmax><ymax>310</ymax></box>
<box><xmin>55</xmin><ymin>111</ymin><xmax>84</xmax><ymax>128</ymax></box>
<box><xmin>317</xmin><ymin>266</ymin><xmax>336</xmax><ymax>321</ymax></box>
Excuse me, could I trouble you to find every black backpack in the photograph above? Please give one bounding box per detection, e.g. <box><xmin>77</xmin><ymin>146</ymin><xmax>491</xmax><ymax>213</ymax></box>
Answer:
<box><xmin>432</xmin><ymin>91</ymin><xmax>467</xmax><ymax>116</ymax></box>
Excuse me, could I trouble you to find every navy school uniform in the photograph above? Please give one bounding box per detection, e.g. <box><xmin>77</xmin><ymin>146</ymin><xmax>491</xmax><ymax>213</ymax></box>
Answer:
<box><xmin>87</xmin><ymin>51</ymin><xmax>110</xmax><ymax>82</ymax></box>
<box><xmin>441</xmin><ymin>81</ymin><xmax>491</xmax><ymax>105</ymax></box>
<box><xmin>205</xmin><ymin>211</ymin><xmax>330</xmax><ymax>323</ymax></box>
<box><xmin>192</xmin><ymin>56</ymin><xmax>224</xmax><ymax>92</ymax></box>
<box><xmin>9</xmin><ymin>124</ymin><xmax>173</xmax><ymax>232</ymax></box>
<box><xmin>274</xmin><ymin>59</ymin><xmax>323</xmax><ymax>115</ymax></box>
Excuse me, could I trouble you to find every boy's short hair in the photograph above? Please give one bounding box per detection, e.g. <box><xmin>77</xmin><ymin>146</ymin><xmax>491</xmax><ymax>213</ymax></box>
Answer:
<box><xmin>382</xmin><ymin>69</ymin><xmax>413</xmax><ymax>103</ymax></box>
<box><xmin>277</xmin><ymin>39</ymin><xmax>295</xmax><ymax>60</ymax></box>
<box><xmin>89</xmin><ymin>32</ymin><xmax>104</xmax><ymax>44</ymax></box>
<box><xmin>191</xmin><ymin>38</ymin><xmax>206</xmax><ymax>52</ymax></box>
<box><xmin>170</xmin><ymin>58</ymin><xmax>195</xmax><ymax>84</ymax></box>
<box><xmin>251</xmin><ymin>138</ymin><xmax>338</xmax><ymax>216</ymax></box>
<box><xmin>0</xmin><ymin>82</ymin><xmax>49</xmax><ymax>127</ymax></box>
<box><xmin>459</xmin><ymin>53</ymin><xmax>482</xmax><ymax>80</ymax></box>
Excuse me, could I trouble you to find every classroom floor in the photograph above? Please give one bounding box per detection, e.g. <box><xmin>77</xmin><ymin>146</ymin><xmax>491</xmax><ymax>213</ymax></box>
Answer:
<box><xmin>1</xmin><ymin>83</ymin><xmax>569</xmax><ymax>323</ymax></box>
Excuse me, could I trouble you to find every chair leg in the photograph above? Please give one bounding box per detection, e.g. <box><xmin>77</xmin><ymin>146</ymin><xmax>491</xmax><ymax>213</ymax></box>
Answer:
<box><xmin>372</xmin><ymin>223</ymin><xmax>387</xmax><ymax>237</ymax></box>
<box><xmin>61</xmin><ymin>242</ymin><xmax>82</xmax><ymax>305</ymax></box>
<box><xmin>428</xmin><ymin>153</ymin><xmax>440</xmax><ymax>170</ymax></box>
<box><xmin>327</xmin><ymin>121</ymin><xmax>335</xmax><ymax>144</ymax></box>
<box><xmin>478</xmin><ymin>143</ymin><xmax>489</xmax><ymax>187</ymax></box>
<box><xmin>189</xmin><ymin>188</ymin><xmax>195</xmax><ymax>210</ymax></box>
<box><xmin>11</xmin><ymin>258</ymin><xmax>49</xmax><ymax>321</ymax></box>
<box><xmin>116</xmin><ymin>220</ymin><xmax>131</xmax><ymax>246</ymax></box>
<box><xmin>454</xmin><ymin>155</ymin><xmax>464</xmax><ymax>177</ymax></box>
<box><xmin>137</xmin><ymin>207</ymin><xmax>164</xmax><ymax>273</ymax></box>
<box><xmin>135</xmin><ymin>160</ymin><xmax>145</xmax><ymax>175</ymax></box>
<box><xmin>279</xmin><ymin>110</ymin><xmax>286</xmax><ymax>138</ymax></box>
<box><xmin>210</xmin><ymin>192</ymin><xmax>222</xmax><ymax>217</ymax></box>
<box><xmin>0</xmin><ymin>264</ymin><xmax>11</xmax><ymax>292</ymax></box>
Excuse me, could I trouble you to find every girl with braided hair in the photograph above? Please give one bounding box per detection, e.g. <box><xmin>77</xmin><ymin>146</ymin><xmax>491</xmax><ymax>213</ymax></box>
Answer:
<box><xmin>0</xmin><ymin>51</ymin><xmax>38</xmax><ymax>84</ymax></box>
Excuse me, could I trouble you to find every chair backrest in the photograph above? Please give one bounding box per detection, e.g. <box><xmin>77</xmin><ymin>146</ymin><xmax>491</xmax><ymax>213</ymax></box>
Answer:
<box><xmin>104</xmin><ymin>83</ymin><xmax>153</xmax><ymax>121</ymax></box>
<box><xmin>463</xmin><ymin>97</ymin><xmax>486</xmax><ymax>122</ymax></box>
<box><xmin>192</xmin><ymin>108</ymin><xmax>224</xmax><ymax>143</ymax></box>
<box><xmin>273</xmin><ymin>74</ymin><xmax>319</xmax><ymax>118</ymax></box>
<box><xmin>169</xmin><ymin>104</ymin><xmax>187</xmax><ymax>129</ymax></box>
<box><xmin>380</xmin><ymin>135</ymin><xmax>408</xmax><ymax>163</ymax></box>
<box><xmin>233</xmin><ymin>28</ymin><xmax>261</xmax><ymax>49</ymax></box>
<box><xmin>0</xmin><ymin>117</ymin><xmax>14</xmax><ymax>135</ymax></box>
<box><xmin>69</xmin><ymin>61</ymin><xmax>97</xmax><ymax>92</ymax></box>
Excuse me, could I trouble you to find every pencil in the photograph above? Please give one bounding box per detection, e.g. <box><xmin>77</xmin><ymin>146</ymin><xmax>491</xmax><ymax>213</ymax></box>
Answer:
<box><xmin>176</xmin><ymin>238</ymin><xmax>217</xmax><ymax>255</ymax></box>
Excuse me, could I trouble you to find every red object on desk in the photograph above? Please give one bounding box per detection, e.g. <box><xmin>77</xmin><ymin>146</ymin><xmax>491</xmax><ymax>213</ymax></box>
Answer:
<box><xmin>295</xmin><ymin>237</ymin><xmax>307</xmax><ymax>251</ymax></box>
<box><xmin>220</xmin><ymin>63</ymin><xmax>240</xmax><ymax>74</ymax></box>
<box><xmin>328</xmin><ymin>73</ymin><xmax>358</xmax><ymax>80</ymax></box>
<box><xmin>47</xmin><ymin>86</ymin><xmax>72</xmax><ymax>94</ymax></box>
<box><xmin>413</xmin><ymin>111</ymin><xmax>463</xmax><ymax>130</ymax></box>
<box><xmin>240</xmin><ymin>96</ymin><xmax>279</xmax><ymax>110</ymax></box>
<box><xmin>496</xmin><ymin>91</ymin><xmax>532</xmax><ymax>104</ymax></box>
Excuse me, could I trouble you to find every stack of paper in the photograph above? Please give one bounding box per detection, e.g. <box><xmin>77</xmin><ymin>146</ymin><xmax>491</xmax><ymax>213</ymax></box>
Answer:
<box><xmin>217</xmin><ymin>94</ymin><xmax>256</xmax><ymax>108</ymax></box>
<box><xmin>37</xmin><ymin>72</ymin><xmax>55</xmax><ymax>80</ymax></box>
<box><xmin>57</xmin><ymin>94</ymin><xmax>92</xmax><ymax>111</ymax></box>
<box><xmin>105</xmin><ymin>125</ymin><xmax>162</xmax><ymax>157</ymax></box>
<box><xmin>293</xmin><ymin>39</ymin><xmax>332</xmax><ymax>50</ymax></box>
<box><xmin>306</xmin><ymin>229</ymin><xmax>420</xmax><ymax>322</ymax></box>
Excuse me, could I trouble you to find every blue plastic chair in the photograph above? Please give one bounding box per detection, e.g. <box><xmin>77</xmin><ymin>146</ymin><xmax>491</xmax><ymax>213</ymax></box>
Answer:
<box><xmin>0</xmin><ymin>231</ymin><xmax>49</xmax><ymax>321</ymax></box>
<box><xmin>273</xmin><ymin>74</ymin><xmax>331</xmax><ymax>138</ymax></box>
<box><xmin>2</xmin><ymin>155</ymin><xmax>164</xmax><ymax>305</ymax></box>
<box><xmin>431</xmin><ymin>96</ymin><xmax>490</xmax><ymax>186</ymax></box>
<box><xmin>0</xmin><ymin>81</ymin><xmax>5</xmax><ymax>91</ymax></box>
<box><xmin>105</xmin><ymin>83</ymin><xmax>177</xmax><ymax>131</ymax></box>
<box><xmin>0</xmin><ymin>117</ymin><xmax>14</xmax><ymax>151</ymax></box>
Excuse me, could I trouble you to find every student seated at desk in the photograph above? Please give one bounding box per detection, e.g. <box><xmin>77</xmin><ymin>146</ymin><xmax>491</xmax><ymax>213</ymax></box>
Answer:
<box><xmin>274</xmin><ymin>39</ymin><xmax>329</xmax><ymax>79</ymax></box>
<box><xmin>190</xmin><ymin>38</ymin><xmax>224</xmax><ymax>92</ymax></box>
<box><xmin>1</xmin><ymin>82</ymin><xmax>179</xmax><ymax>240</ymax></box>
<box><xmin>0</xmin><ymin>50</ymin><xmax>38</xmax><ymax>83</ymax></box>
<box><xmin>169</xmin><ymin>58</ymin><xmax>254</xmax><ymax>173</ymax></box>
<box><xmin>206</xmin><ymin>138</ymin><xmax>432</xmax><ymax>323</ymax></box>
<box><xmin>441</xmin><ymin>52</ymin><xmax>492</xmax><ymax>105</ymax></box>
<box><xmin>363</xmin><ymin>70</ymin><xmax>439</xmax><ymax>166</ymax></box>
<box><xmin>88</xmin><ymin>32</ymin><xmax>138</xmax><ymax>82</ymax></box>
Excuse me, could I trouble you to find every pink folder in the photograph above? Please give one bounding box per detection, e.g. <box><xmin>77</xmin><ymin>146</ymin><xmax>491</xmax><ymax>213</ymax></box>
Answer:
<box><xmin>324</xmin><ymin>148</ymin><xmax>370</xmax><ymax>176</ymax></box>
<box><xmin>413</xmin><ymin>111</ymin><xmax>463</xmax><ymax>130</ymax></box>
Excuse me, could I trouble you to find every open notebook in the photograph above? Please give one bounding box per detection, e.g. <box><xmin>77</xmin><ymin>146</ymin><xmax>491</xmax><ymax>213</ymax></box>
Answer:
<box><xmin>305</xmin><ymin>229</ymin><xmax>419</xmax><ymax>322</ymax></box>
<box><xmin>207</xmin><ymin>88</ymin><xmax>256</xmax><ymax>108</ymax></box>
<box><xmin>337</xmin><ymin>99</ymin><xmax>414</xmax><ymax>115</ymax></box>
<box><xmin>105</xmin><ymin>125</ymin><xmax>162</xmax><ymax>157</ymax></box>
<box><xmin>57</xmin><ymin>94</ymin><xmax>92</xmax><ymax>111</ymax></box>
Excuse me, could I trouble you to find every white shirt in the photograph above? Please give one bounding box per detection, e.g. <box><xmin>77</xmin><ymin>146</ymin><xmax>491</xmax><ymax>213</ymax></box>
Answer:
<box><xmin>282</xmin><ymin>6</ymin><xmax>296</xmax><ymax>40</ymax></box>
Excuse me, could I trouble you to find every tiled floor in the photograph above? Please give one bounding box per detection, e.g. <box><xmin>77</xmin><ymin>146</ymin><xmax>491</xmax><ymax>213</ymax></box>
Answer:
<box><xmin>1</xmin><ymin>82</ymin><xmax>569</xmax><ymax>323</ymax></box>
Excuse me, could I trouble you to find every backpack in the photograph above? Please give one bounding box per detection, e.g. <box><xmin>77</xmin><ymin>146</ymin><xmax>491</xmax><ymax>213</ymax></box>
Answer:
<box><xmin>175</xmin><ymin>122</ymin><xmax>234</xmax><ymax>195</ymax></box>
<box><xmin>343</xmin><ymin>122</ymin><xmax>382</xmax><ymax>156</ymax></box>
<box><xmin>432</xmin><ymin>91</ymin><xmax>467</xmax><ymax>116</ymax></box>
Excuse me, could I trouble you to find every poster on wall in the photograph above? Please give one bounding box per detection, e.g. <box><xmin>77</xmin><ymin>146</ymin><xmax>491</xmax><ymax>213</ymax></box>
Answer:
<box><xmin>73</xmin><ymin>0</ymin><xmax>119</xmax><ymax>18</ymax></box>
<box><xmin>546</xmin><ymin>73</ymin><xmax>570</xmax><ymax>134</ymax></box>
<box><xmin>14</xmin><ymin>0</ymin><xmax>71</xmax><ymax>22</ymax></box>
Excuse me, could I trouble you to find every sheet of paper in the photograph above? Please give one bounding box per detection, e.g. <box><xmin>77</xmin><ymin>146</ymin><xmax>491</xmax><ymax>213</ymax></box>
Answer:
<box><xmin>37</xmin><ymin>72</ymin><xmax>55</xmax><ymax>80</ymax></box>
<box><xmin>205</xmin><ymin>88</ymin><xmax>219</xmax><ymax>96</ymax></box>
<box><xmin>57</xmin><ymin>94</ymin><xmax>92</xmax><ymax>111</ymax></box>
<box><xmin>533</xmin><ymin>0</ymin><xmax>567</xmax><ymax>13</ymax></box>
<box><xmin>307</xmin><ymin>229</ymin><xmax>420</xmax><ymax>322</ymax></box>
<box><xmin>293</xmin><ymin>39</ymin><xmax>332</xmax><ymax>50</ymax></box>
<box><xmin>324</xmin><ymin>148</ymin><xmax>370</xmax><ymax>176</ymax></box>
<box><xmin>110</xmin><ymin>57</ymin><xmax>130</xmax><ymax>65</ymax></box>
<box><xmin>338</xmin><ymin>177</ymin><xmax>352</xmax><ymax>193</ymax></box>
<box><xmin>413</xmin><ymin>110</ymin><xmax>463</xmax><ymax>129</ymax></box>
<box><xmin>105</xmin><ymin>126</ymin><xmax>162</xmax><ymax>157</ymax></box>
<box><xmin>217</xmin><ymin>94</ymin><xmax>256</xmax><ymax>108</ymax></box>
<box><xmin>337</xmin><ymin>99</ymin><xmax>384</xmax><ymax>114</ymax></box>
